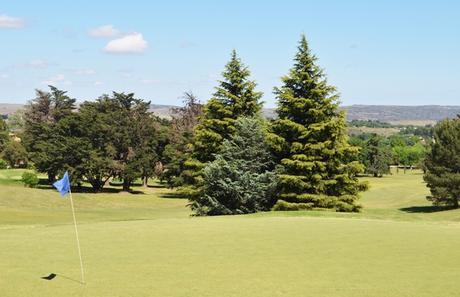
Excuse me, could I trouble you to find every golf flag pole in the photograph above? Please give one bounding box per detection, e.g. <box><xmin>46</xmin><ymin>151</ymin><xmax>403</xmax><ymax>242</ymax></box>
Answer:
<box><xmin>68</xmin><ymin>188</ymin><xmax>85</xmax><ymax>284</ymax></box>
<box><xmin>53</xmin><ymin>172</ymin><xmax>85</xmax><ymax>285</ymax></box>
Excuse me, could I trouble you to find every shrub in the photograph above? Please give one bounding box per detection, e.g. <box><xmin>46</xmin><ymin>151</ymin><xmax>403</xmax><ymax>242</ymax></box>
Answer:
<box><xmin>0</xmin><ymin>159</ymin><xmax>7</xmax><ymax>169</ymax></box>
<box><xmin>22</xmin><ymin>171</ymin><xmax>39</xmax><ymax>188</ymax></box>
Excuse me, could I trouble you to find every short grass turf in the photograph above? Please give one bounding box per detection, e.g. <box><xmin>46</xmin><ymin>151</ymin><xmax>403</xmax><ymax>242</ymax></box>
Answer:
<box><xmin>1</xmin><ymin>169</ymin><xmax>460</xmax><ymax>297</ymax></box>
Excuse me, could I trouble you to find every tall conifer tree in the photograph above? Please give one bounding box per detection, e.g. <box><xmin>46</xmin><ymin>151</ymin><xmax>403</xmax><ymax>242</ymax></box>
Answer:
<box><xmin>424</xmin><ymin>116</ymin><xmax>460</xmax><ymax>208</ymax></box>
<box><xmin>270</xmin><ymin>35</ymin><xmax>367</xmax><ymax>212</ymax></box>
<box><xmin>183</xmin><ymin>51</ymin><xmax>263</xmax><ymax>191</ymax></box>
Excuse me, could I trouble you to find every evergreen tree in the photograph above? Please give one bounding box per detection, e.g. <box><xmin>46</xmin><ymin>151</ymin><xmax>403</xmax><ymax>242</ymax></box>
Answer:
<box><xmin>163</xmin><ymin>92</ymin><xmax>203</xmax><ymax>187</ymax></box>
<box><xmin>93</xmin><ymin>92</ymin><xmax>155</xmax><ymax>191</ymax></box>
<box><xmin>23</xmin><ymin>86</ymin><xmax>77</xmax><ymax>182</ymax></box>
<box><xmin>361</xmin><ymin>134</ymin><xmax>392</xmax><ymax>177</ymax></box>
<box><xmin>77</xmin><ymin>99</ymin><xmax>118</xmax><ymax>191</ymax></box>
<box><xmin>424</xmin><ymin>116</ymin><xmax>460</xmax><ymax>208</ymax></box>
<box><xmin>0</xmin><ymin>117</ymin><xmax>8</xmax><ymax>152</ymax></box>
<box><xmin>269</xmin><ymin>35</ymin><xmax>367</xmax><ymax>212</ymax></box>
<box><xmin>191</xmin><ymin>117</ymin><xmax>277</xmax><ymax>215</ymax></box>
<box><xmin>183</xmin><ymin>51</ymin><xmax>263</xmax><ymax>195</ymax></box>
<box><xmin>192</xmin><ymin>50</ymin><xmax>263</xmax><ymax>163</ymax></box>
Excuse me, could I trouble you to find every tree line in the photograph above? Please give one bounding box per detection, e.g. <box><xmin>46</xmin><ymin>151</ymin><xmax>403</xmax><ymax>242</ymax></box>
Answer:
<box><xmin>1</xmin><ymin>34</ymin><xmax>459</xmax><ymax>213</ymax></box>
<box><xmin>350</xmin><ymin>133</ymin><xmax>428</xmax><ymax>177</ymax></box>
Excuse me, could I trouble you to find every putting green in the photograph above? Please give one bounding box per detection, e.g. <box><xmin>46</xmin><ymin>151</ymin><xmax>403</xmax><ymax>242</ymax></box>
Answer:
<box><xmin>2</xmin><ymin>217</ymin><xmax>460</xmax><ymax>297</ymax></box>
<box><xmin>2</xmin><ymin>169</ymin><xmax>460</xmax><ymax>297</ymax></box>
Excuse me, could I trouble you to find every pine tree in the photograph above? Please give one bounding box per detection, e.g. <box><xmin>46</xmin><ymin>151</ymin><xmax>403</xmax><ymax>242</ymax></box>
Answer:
<box><xmin>193</xmin><ymin>50</ymin><xmax>263</xmax><ymax>163</ymax></box>
<box><xmin>182</xmin><ymin>50</ymin><xmax>263</xmax><ymax>194</ymax></box>
<box><xmin>191</xmin><ymin>117</ymin><xmax>278</xmax><ymax>215</ymax></box>
<box><xmin>361</xmin><ymin>134</ymin><xmax>392</xmax><ymax>177</ymax></box>
<box><xmin>269</xmin><ymin>35</ymin><xmax>367</xmax><ymax>212</ymax></box>
<box><xmin>424</xmin><ymin>116</ymin><xmax>460</xmax><ymax>208</ymax></box>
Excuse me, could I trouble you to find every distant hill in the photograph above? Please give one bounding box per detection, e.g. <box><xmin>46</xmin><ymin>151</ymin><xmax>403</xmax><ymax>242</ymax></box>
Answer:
<box><xmin>1</xmin><ymin>103</ymin><xmax>460</xmax><ymax>124</ymax></box>
<box><xmin>343</xmin><ymin>105</ymin><xmax>460</xmax><ymax>123</ymax></box>
<box><xmin>0</xmin><ymin>104</ymin><xmax>23</xmax><ymax>116</ymax></box>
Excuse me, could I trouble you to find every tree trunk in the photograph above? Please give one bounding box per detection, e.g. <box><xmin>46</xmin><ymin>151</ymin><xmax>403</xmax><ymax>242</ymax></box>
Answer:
<box><xmin>90</xmin><ymin>179</ymin><xmax>103</xmax><ymax>193</ymax></box>
<box><xmin>143</xmin><ymin>176</ymin><xmax>148</xmax><ymax>187</ymax></box>
<box><xmin>123</xmin><ymin>179</ymin><xmax>131</xmax><ymax>192</ymax></box>
<box><xmin>47</xmin><ymin>172</ymin><xmax>56</xmax><ymax>183</ymax></box>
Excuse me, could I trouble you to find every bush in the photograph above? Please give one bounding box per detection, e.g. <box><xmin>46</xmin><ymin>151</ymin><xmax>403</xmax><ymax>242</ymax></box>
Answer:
<box><xmin>22</xmin><ymin>171</ymin><xmax>39</xmax><ymax>188</ymax></box>
<box><xmin>1</xmin><ymin>140</ymin><xmax>28</xmax><ymax>168</ymax></box>
<box><xmin>0</xmin><ymin>159</ymin><xmax>7</xmax><ymax>169</ymax></box>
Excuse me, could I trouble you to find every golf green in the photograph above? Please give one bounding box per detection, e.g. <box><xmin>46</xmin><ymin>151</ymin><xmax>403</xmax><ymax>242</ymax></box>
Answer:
<box><xmin>2</xmin><ymin>169</ymin><xmax>460</xmax><ymax>297</ymax></box>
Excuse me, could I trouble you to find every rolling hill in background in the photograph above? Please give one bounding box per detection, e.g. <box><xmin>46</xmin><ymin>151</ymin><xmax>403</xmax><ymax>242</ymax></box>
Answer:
<box><xmin>343</xmin><ymin>105</ymin><xmax>460</xmax><ymax>123</ymax></box>
<box><xmin>1</xmin><ymin>103</ymin><xmax>460</xmax><ymax>124</ymax></box>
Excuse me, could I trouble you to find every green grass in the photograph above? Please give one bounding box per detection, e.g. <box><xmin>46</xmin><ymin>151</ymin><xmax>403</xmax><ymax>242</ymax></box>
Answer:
<box><xmin>2</xmin><ymin>169</ymin><xmax>460</xmax><ymax>297</ymax></box>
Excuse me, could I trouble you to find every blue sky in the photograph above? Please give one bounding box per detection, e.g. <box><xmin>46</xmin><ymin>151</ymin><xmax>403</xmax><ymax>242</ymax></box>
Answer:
<box><xmin>0</xmin><ymin>1</ymin><xmax>459</xmax><ymax>107</ymax></box>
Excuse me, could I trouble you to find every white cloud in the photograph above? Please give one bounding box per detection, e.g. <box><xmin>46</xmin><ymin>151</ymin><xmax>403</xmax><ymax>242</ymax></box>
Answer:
<box><xmin>89</xmin><ymin>25</ymin><xmax>120</xmax><ymax>38</ymax></box>
<box><xmin>93</xmin><ymin>81</ymin><xmax>103</xmax><ymax>86</ymax></box>
<box><xmin>0</xmin><ymin>74</ymin><xmax>9</xmax><ymax>79</ymax></box>
<box><xmin>75</xmin><ymin>69</ymin><xmax>96</xmax><ymax>75</ymax></box>
<box><xmin>0</xmin><ymin>14</ymin><xmax>25</xmax><ymax>28</ymax></box>
<box><xmin>42</xmin><ymin>74</ymin><xmax>71</xmax><ymax>86</ymax></box>
<box><xmin>104</xmin><ymin>33</ymin><xmax>148</xmax><ymax>54</ymax></box>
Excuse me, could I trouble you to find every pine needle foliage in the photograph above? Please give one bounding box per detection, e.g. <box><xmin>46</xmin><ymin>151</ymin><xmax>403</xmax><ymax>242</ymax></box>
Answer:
<box><xmin>191</xmin><ymin>117</ymin><xmax>277</xmax><ymax>216</ymax></box>
<box><xmin>269</xmin><ymin>35</ymin><xmax>367</xmax><ymax>212</ymax></box>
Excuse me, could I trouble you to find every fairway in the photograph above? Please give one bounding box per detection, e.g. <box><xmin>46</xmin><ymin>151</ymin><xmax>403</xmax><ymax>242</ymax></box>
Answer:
<box><xmin>2</xmin><ymin>170</ymin><xmax>460</xmax><ymax>297</ymax></box>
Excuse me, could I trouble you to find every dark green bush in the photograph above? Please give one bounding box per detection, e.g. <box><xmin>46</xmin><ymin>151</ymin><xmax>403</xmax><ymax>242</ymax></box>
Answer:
<box><xmin>0</xmin><ymin>159</ymin><xmax>7</xmax><ymax>169</ymax></box>
<box><xmin>22</xmin><ymin>171</ymin><xmax>39</xmax><ymax>188</ymax></box>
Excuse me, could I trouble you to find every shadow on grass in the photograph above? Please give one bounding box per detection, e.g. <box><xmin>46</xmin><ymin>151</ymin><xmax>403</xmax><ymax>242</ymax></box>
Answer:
<box><xmin>36</xmin><ymin>178</ymin><xmax>146</xmax><ymax>195</ymax></box>
<box><xmin>400</xmin><ymin>205</ymin><xmax>455</xmax><ymax>213</ymax></box>
<box><xmin>160</xmin><ymin>192</ymin><xmax>187</xmax><ymax>199</ymax></box>
<box><xmin>147</xmin><ymin>184</ymin><xmax>166</xmax><ymax>189</ymax></box>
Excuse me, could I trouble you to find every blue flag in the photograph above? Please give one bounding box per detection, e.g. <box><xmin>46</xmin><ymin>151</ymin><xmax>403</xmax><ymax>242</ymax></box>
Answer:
<box><xmin>53</xmin><ymin>171</ymin><xmax>70</xmax><ymax>197</ymax></box>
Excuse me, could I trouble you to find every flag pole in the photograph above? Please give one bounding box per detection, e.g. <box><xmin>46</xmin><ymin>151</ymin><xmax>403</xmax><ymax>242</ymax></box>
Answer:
<box><xmin>68</xmin><ymin>188</ymin><xmax>85</xmax><ymax>285</ymax></box>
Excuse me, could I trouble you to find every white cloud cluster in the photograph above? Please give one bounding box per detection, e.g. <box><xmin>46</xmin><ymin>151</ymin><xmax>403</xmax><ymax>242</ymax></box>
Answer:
<box><xmin>104</xmin><ymin>33</ymin><xmax>148</xmax><ymax>54</ymax></box>
<box><xmin>89</xmin><ymin>24</ymin><xmax>149</xmax><ymax>55</ymax></box>
<box><xmin>88</xmin><ymin>25</ymin><xmax>120</xmax><ymax>38</ymax></box>
<box><xmin>0</xmin><ymin>14</ymin><xmax>25</xmax><ymax>28</ymax></box>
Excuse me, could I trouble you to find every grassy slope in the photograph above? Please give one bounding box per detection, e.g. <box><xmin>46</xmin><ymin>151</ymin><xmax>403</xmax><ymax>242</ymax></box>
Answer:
<box><xmin>1</xmin><ymin>169</ymin><xmax>460</xmax><ymax>297</ymax></box>
<box><xmin>0</xmin><ymin>170</ymin><xmax>189</xmax><ymax>226</ymax></box>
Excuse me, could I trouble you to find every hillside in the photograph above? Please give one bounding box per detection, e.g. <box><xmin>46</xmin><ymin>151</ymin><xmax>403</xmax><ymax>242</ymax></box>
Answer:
<box><xmin>344</xmin><ymin>105</ymin><xmax>460</xmax><ymax>122</ymax></box>
<box><xmin>1</xmin><ymin>103</ymin><xmax>460</xmax><ymax>123</ymax></box>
